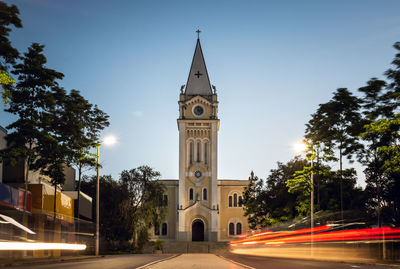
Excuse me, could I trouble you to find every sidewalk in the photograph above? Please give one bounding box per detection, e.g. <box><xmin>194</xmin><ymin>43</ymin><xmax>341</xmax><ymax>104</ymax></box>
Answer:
<box><xmin>0</xmin><ymin>255</ymin><xmax>101</xmax><ymax>267</ymax></box>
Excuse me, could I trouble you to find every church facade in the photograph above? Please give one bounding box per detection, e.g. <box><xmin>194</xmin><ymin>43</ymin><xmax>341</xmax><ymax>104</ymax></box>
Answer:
<box><xmin>151</xmin><ymin>36</ymin><xmax>249</xmax><ymax>242</ymax></box>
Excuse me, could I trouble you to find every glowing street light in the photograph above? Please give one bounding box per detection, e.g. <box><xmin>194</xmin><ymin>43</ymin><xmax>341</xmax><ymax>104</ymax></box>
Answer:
<box><xmin>95</xmin><ymin>135</ymin><xmax>116</xmax><ymax>256</ymax></box>
<box><xmin>293</xmin><ymin>141</ymin><xmax>308</xmax><ymax>153</ymax></box>
<box><xmin>103</xmin><ymin>136</ymin><xmax>116</xmax><ymax>146</ymax></box>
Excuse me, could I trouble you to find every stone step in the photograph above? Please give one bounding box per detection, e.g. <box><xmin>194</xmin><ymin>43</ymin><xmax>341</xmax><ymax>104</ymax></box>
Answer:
<box><xmin>162</xmin><ymin>242</ymin><xmax>229</xmax><ymax>254</ymax></box>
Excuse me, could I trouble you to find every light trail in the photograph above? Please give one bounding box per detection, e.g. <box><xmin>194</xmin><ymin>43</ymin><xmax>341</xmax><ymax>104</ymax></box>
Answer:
<box><xmin>230</xmin><ymin>225</ymin><xmax>400</xmax><ymax>263</ymax></box>
<box><xmin>0</xmin><ymin>242</ymin><xmax>87</xmax><ymax>250</ymax></box>
<box><xmin>231</xmin><ymin>226</ymin><xmax>400</xmax><ymax>246</ymax></box>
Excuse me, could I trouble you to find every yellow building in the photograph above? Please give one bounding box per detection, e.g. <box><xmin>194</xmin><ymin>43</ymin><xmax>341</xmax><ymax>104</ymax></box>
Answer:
<box><xmin>152</xmin><ymin>35</ymin><xmax>249</xmax><ymax>242</ymax></box>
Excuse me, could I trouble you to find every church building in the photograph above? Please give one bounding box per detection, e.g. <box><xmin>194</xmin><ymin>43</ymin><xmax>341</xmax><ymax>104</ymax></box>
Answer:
<box><xmin>152</xmin><ymin>33</ymin><xmax>249</xmax><ymax>242</ymax></box>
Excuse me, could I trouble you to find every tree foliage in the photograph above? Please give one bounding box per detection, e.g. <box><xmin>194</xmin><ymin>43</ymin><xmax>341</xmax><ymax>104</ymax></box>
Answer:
<box><xmin>0</xmin><ymin>1</ymin><xmax>22</xmax><ymax>103</ymax></box>
<box><xmin>243</xmin><ymin>157</ymin><xmax>306</xmax><ymax>229</ymax></box>
<box><xmin>119</xmin><ymin>165</ymin><xmax>166</xmax><ymax>249</ymax></box>
<box><xmin>80</xmin><ymin>166</ymin><xmax>166</xmax><ymax>252</ymax></box>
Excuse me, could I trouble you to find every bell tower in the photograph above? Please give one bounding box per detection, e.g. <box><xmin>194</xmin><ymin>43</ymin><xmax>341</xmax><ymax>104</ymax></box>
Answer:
<box><xmin>177</xmin><ymin>31</ymin><xmax>219</xmax><ymax>241</ymax></box>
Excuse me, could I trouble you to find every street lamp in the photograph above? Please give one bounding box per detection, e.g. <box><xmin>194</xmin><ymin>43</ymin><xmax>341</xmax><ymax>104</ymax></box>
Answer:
<box><xmin>95</xmin><ymin>135</ymin><xmax>116</xmax><ymax>256</ymax></box>
<box><xmin>293</xmin><ymin>141</ymin><xmax>314</xmax><ymax>231</ymax></box>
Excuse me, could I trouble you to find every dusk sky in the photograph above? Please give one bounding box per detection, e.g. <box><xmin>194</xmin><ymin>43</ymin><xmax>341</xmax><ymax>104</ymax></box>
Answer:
<box><xmin>1</xmin><ymin>0</ymin><xmax>400</xmax><ymax>186</ymax></box>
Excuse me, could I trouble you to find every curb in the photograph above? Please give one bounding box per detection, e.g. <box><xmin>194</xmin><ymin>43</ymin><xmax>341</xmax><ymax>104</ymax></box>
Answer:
<box><xmin>0</xmin><ymin>255</ymin><xmax>102</xmax><ymax>268</ymax></box>
<box><xmin>136</xmin><ymin>254</ymin><xmax>180</xmax><ymax>269</ymax></box>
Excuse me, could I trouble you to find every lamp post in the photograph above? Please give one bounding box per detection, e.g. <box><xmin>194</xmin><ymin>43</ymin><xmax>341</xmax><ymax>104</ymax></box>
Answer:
<box><xmin>294</xmin><ymin>140</ymin><xmax>314</xmax><ymax>257</ymax></box>
<box><xmin>95</xmin><ymin>135</ymin><xmax>116</xmax><ymax>256</ymax></box>
<box><xmin>294</xmin><ymin>141</ymin><xmax>314</xmax><ymax>230</ymax></box>
<box><xmin>95</xmin><ymin>143</ymin><xmax>100</xmax><ymax>256</ymax></box>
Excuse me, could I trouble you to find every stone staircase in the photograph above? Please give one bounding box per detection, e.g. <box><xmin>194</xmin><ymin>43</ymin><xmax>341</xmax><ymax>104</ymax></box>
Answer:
<box><xmin>144</xmin><ymin>242</ymin><xmax>230</xmax><ymax>254</ymax></box>
<box><xmin>165</xmin><ymin>242</ymin><xmax>229</xmax><ymax>254</ymax></box>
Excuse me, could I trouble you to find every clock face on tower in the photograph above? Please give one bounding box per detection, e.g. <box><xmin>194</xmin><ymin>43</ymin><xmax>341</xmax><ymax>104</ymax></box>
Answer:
<box><xmin>195</xmin><ymin>170</ymin><xmax>202</xmax><ymax>178</ymax></box>
<box><xmin>193</xmin><ymin>105</ymin><xmax>204</xmax><ymax>117</ymax></box>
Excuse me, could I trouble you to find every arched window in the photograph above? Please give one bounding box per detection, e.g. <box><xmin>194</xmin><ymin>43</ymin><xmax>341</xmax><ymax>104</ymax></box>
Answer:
<box><xmin>163</xmin><ymin>194</ymin><xmax>168</xmax><ymax>207</ymax></box>
<box><xmin>189</xmin><ymin>142</ymin><xmax>194</xmax><ymax>165</ymax></box>
<box><xmin>233</xmin><ymin>193</ymin><xmax>238</xmax><ymax>207</ymax></box>
<box><xmin>229</xmin><ymin>223</ymin><xmax>235</xmax><ymax>236</ymax></box>
<box><xmin>236</xmin><ymin>223</ymin><xmax>242</xmax><ymax>235</ymax></box>
<box><xmin>228</xmin><ymin>196</ymin><xmax>232</xmax><ymax>207</ymax></box>
<box><xmin>203</xmin><ymin>188</ymin><xmax>208</xmax><ymax>200</ymax></box>
<box><xmin>204</xmin><ymin>142</ymin><xmax>208</xmax><ymax>165</ymax></box>
<box><xmin>238</xmin><ymin>196</ymin><xmax>243</xmax><ymax>207</ymax></box>
<box><xmin>189</xmin><ymin>188</ymin><xmax>194</xmax><ymax>201</ymax></box>
<box><xmin>154</xmin><ymin>222</ymin><xmax>160</xmax><ymax>236</ymax></box>
<box><xmin>161</xmin><ymin>223</ymin><xmax>168</xmax><ymax>236</ymax></box>
<box><xmin>197</xmin><ymin>141</ymin><xmax>201</xmax><ymax>162</ymax></box>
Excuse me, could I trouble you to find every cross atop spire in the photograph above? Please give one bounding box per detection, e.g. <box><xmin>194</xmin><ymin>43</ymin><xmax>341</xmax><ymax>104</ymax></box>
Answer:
<box><xmin>196</xmin><ymin>27</ymin><xmax>201</xmax><ymax>39</ymax></box>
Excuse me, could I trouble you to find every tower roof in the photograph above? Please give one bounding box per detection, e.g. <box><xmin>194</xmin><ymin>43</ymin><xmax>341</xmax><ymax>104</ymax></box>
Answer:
<box><xmin>184</xmin><ymin>38</ymin><xmax>213</xmax><ymax>96</ymax></box>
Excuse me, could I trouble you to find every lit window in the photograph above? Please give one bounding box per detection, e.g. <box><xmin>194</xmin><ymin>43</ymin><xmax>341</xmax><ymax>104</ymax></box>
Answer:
<box><xmin>229</xmin><ymin>223</ymin><xmax>235</xmax><ymax>236</ymax></box>
<box><xmin>203</xmin><ymin>188</ymin><xmax>207</xmax><ymax>200</ymax></box>
<box><xmin>229</xmin><ymin>196</ymin><xmax>232</xmax><ymax>207</ymax></box>
<box><xmin>236</xmin><ymin>223</ymin><xmax>242</xmax><ymax>235</ymax></box>
<box><xmin>161</xmin><ymin>223</ymin><xmax>168</xmax><ymax>236</ymax></box>
<box><xmin>233</xmin><ymin>193</ymin><xmax>238</xmax><ymax>207</ymax></box>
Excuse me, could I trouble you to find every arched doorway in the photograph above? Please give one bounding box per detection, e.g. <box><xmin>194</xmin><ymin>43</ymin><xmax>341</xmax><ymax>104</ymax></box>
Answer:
<box><xmin>192</xmin><ymin>219</ymin><xmax>204</xmax><ymax>241</ymax></box>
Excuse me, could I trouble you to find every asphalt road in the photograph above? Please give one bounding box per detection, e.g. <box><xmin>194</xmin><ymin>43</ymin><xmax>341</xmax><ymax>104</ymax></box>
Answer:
<box><xmin>11</xmin><ymin>254</ymin><xmax>176</xmax><ymax>269</ymax></box>
<box><xmin>8</xmin><ymin>253</ymin><xmax>400</xmax><ymax>269</ymax></box>
<box><xmin>221</xmin><ymin>253</ymin><xmax>400</xmax><ymax>269</ymax></box>
<box><xmin>146</xmin><ymin>253</ymin><xmax>245</xmax><ymax>268</ymax></box>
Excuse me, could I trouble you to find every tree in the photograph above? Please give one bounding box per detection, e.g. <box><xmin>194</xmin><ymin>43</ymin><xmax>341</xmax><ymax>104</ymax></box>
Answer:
<box><xmin>358</xmin><ymin>78</ymin><xmax>390</xmax><ymax>226</ymax></box>
<box><xmin>286</xmin><ymin>164</ymin><xmax>313</xmax><ymax>217</ymax></box>
<box><xmin>1</xmin><ymin>43</ymin><xmax>64</xmax><ymax>221</ymax></box>
<box><xmin>243</xmin><ymin>171</ymin><xmax>267</xmax><ymax>229</ymax></box>
<box><xmin>49</xmin><ymin>88</ymin><xmax>109</xmax><ymax>221</ymax></box>
<box><xmin>80</xmin><ymin>174</ymin><xmax>131</xmax><ymax>250</ymax></box>
<box><xmin>243</xmin><ymin>157</ymin><xmax>307</xmax><ymax>228</ymax></box>
<box><xmin>357</xmin><ymin>42</ymin><xmax>400</xmax><ymax>226</ymax></box>
<box><xmin>80</xmin><ymin>166</ymin><xmax>167</xmax><ymax>253</ymax></box>
<box><xmin>384</xmin><ymin>42</ymin><xmax>400</xmax><ymax>109</ymax></box>
<box><xmin>0</xmin><ymin>1</ymin><xmax>22</xmax><ymax>102</ymax></box>
<box><xmin>362</xmin><ymin>116</ymin><xmax>400</xmax><ymax>225</ymax></box>
<box><xmin>119</xmin><ymin>166</ymin><xmax>166</xmax><ymax>250</ymax></box>
<box><xmin>307</xmin><ymin>88</ymin><xmax>363</xmax><ymax>222</ymax></box>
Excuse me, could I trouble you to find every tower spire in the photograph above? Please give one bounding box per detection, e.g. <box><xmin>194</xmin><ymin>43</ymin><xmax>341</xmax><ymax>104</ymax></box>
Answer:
<box><xmin>184</xmin><ymin>32</ymin><xmax>212</xmax><ymax>96</ymax></box>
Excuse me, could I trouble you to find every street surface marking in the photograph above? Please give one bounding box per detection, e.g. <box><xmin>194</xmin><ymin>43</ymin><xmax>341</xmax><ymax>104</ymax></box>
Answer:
<box><xmin>136</xmin><ymin>254</ymin><xmax>179</xmax><ymax>269</ymax></box>
<box><xmin>144</xmin><ymin>253</ymin><xmax>248</xmax><ymax>268</ymax></box>
<box><xmin>217</xmin><ymin>255</ymin><xmax>255</xmax><ymax>269</ymax></box>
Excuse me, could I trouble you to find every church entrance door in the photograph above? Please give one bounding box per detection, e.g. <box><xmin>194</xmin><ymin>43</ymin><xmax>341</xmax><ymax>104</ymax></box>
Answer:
<box><xmin>192</xmin><ymin>219</ymin><xmax>204</xmax><ymax>241</ymax></box>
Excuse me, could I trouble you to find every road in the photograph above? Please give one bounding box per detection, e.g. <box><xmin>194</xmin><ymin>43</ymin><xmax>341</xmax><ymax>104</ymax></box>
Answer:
<box><xmin>11</xmin><ymin>254</ymin><xmax>175</xmax><ymax>269</ymax></box>
<box><xmin>9</xmin><ymin>253</ymin><xmax>399</xmax><ymax>269</ymax></box>
<box><xmin>220</xmin><ymin>253</ymin><xmax>399</xmax><ymax>269</ymax></box>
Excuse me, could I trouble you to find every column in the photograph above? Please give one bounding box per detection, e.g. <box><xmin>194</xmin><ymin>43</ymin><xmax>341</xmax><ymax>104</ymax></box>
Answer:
<box><xmin>210</xmin><ymin>122</ymin><xmax>218</xmax><ymax>241</ymax></box>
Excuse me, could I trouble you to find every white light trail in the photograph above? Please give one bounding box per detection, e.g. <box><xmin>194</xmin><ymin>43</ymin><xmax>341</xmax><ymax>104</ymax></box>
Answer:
<box><xmin>0</xmin><ymin>242</ymin><xmax>86</xmax><ymax>250</ymax></box>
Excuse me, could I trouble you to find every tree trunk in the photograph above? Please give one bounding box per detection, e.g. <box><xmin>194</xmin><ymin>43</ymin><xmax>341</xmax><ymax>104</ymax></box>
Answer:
<box><xmin>316</xmin><ymin>148</ymin><xmax>320</xmax><ymax>208</ymax></box>
<box><xmin>375</xmin><ymin>149</ymin><xmax>382</xmax><ymax>227</ymax></box>
<box><xmin>339</xmin><ymin>145</ymin><xmax>344</xmax><ymax>225</ymax></box>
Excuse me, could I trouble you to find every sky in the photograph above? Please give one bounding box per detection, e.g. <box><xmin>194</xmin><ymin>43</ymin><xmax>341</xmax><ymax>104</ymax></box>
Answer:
<box><xmin>1</xmin><ymin>0</ymin><xmax>400</xmax><ymax>186</ymax></box>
